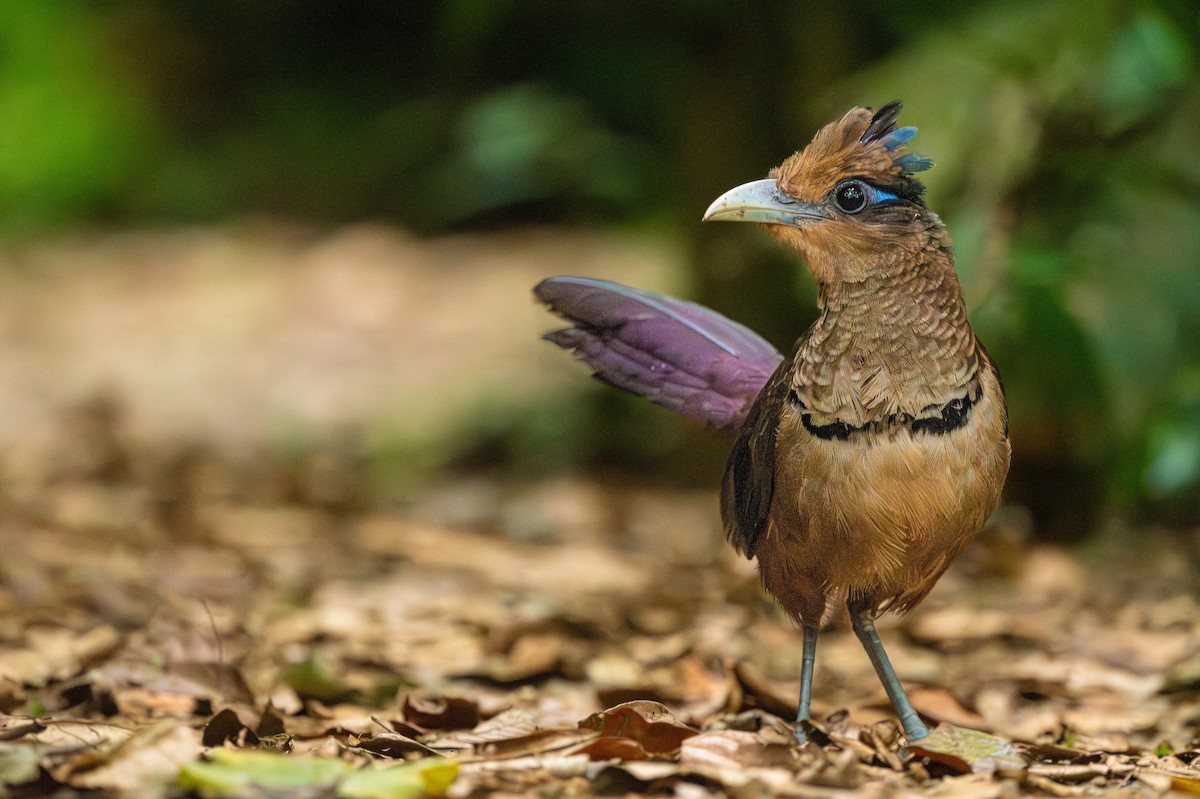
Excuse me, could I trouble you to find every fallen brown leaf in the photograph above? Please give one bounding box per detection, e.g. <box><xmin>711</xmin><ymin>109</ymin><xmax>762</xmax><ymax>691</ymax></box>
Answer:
<box><xmin>402</xmin><ymin>694</ymin><xmax>480</xmax><ymax>731</ymax></box>
<box><xmin>53</xmin><ymin>721</ymin><xmax>202</xmax><ymax>792</ymax></box>
<box><xmin>680</xmin><ymin>730</ymin><xmax>800</xmax><ymax>770</ymax></box>
<box><xmin>579</xmin><ymin>701</ymin><xmax>697</xmax><ymax>755</ymax></box>
<box><xmin>202</xmin><ymin>707</ymin><xmax>260</xmax><ymax>747</ymax></box>
<box><xmin>354</xmin><ymin>732</ymin><xmax>443</xmax><ymax>759</ymax></box>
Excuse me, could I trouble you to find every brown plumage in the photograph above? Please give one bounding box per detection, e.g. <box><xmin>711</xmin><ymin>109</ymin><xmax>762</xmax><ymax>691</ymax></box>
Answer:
<box><xmin>707</xmin><ymin>102</ymin><xmax>1010</xmax><ymax>743</ymax></box>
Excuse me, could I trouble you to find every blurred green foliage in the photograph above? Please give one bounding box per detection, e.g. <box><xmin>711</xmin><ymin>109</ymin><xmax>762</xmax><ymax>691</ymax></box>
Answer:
<box><xmin>1</xmin><ymin>1</ymin><xmax>1198</xmax><ymax>532</ymax></box>
<box><xmin>0</xmin><ymin>4</ymin><xmax>159</xmax><ymax>226</ymax></box>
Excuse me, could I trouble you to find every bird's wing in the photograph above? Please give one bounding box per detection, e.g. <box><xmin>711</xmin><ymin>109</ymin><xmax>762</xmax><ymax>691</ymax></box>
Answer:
<box><xmin>534</xmin><ymin>276</ymin><xmax>782</xmax><ymax>433</ymax></box>
<box><xmin>720</xmin><ymin>337</ymin><xmax>804</xmax><ymax>558</ymax></box>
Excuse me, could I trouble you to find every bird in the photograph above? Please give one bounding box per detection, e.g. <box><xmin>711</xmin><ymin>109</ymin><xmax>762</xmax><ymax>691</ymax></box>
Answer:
<box><xmin>534</xmin><ymin>101</ymin><xmax>1010</xmax><ymax>744</ymax></box>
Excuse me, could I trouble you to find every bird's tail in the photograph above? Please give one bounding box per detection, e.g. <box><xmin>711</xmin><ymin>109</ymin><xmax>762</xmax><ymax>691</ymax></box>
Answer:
<box><xmin>534</xmin><ymin>276</ymin><xmax>781</xmax><ymax>433</ymax></box>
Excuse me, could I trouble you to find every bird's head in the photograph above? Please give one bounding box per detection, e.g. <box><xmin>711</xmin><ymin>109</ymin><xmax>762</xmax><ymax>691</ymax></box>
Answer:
<box><xmin>704</xmin><ymin>101</ymin><xmax>937</xmax><ymax>284</ymax></box>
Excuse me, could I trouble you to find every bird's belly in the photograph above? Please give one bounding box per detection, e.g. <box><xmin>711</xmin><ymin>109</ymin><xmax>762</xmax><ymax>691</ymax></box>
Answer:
<box><xmin>758</xmin><ymin>403</ymin><xmax>1009</xmax><ymax>624</ymax></box>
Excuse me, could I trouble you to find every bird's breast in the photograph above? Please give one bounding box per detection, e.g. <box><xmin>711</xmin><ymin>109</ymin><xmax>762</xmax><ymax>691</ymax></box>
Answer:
<box><xmin>758</xmin><ymin>358</ymin><xmax>1010</xmax><ymax>624</ymax></box>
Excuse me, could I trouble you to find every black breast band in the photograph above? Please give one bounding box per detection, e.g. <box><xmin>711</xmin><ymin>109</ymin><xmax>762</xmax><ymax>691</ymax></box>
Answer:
<box><xmin>791</xmin><ymin>388</ymin><xmax>980</xmax><ymax>441</ymax></box>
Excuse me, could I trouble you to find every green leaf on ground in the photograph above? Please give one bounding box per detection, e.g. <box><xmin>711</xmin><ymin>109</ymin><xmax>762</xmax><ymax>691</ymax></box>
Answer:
<box><xmin>178</xmin><ymin>749</ymin><xmax>458</xmax><ymax>798</ymax></box>
<box><xmin>178</xmin><ymin>750</ymin><xmax>353</xmax><ymax>796</ymax></box>
<box><xmin>340</xmin><ymin>759</ymin><xmax>459</xmax><ymax>799</ymax></box>
<box><xmin>907</xmin><ymin>724</ymin><xmax>1025</xmax><ymax>776</ymax></box>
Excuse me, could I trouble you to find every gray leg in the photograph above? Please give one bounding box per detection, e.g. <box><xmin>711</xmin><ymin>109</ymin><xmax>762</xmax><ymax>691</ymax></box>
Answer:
<box><xmin>794</xmin><ymin>624</ymin><xmax>818</xmax><ymax>744</ymax></box>
<box><xmin>848</xmin><ymin>606</ymin><xmax>928</xmax><ymax>741</ymax></box>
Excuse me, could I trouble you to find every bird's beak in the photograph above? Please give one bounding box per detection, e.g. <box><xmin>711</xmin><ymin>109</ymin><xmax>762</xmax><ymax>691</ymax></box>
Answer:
<box><xmin>702</xmin><ymin>178</ymin><xmax>830</xmax><ymax>226</ymax></box>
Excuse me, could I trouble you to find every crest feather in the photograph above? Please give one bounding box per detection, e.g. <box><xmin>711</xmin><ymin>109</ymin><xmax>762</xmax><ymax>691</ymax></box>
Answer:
<box><xmin>895</xmin><ymin>153</ymin><xmax>934</xmax><ymax>173</ymax></box>
<box><xmin>880</xmin><ymin>126</ymin><xmax>917</xmax><ymax>151</ymax></box>
<box><xmin>860</xmin><ymin>101</ymin><xmax>903</xmax><ymax>144</ymax></box>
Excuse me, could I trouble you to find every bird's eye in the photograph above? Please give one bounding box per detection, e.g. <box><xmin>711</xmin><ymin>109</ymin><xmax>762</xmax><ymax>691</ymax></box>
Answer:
<box><xmin>833</xmin><ymin>181</ymin><xmax>868</xmax><ymax>214</ymax></box>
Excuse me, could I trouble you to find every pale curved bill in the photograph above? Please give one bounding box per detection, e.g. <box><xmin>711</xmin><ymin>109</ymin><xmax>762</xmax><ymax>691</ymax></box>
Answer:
<box><xmin>702</xmin><ymin>178</ymin><xmax>829</xmax><ymax>225</ymax></box>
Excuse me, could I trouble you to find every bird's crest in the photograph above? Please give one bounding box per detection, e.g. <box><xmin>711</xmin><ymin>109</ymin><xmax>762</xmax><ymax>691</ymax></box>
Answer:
<box><xmin>772</xmin><ymin>101</ymin><xmax>932</xmax><ymax>203</ymax></box>
<box><xmin>860</xmin><ymin>101</ymin><xmax>934</xmax><ymax>174</ymax></box>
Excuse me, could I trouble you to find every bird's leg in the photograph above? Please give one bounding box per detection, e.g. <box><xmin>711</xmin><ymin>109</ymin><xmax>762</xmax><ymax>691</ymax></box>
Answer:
<box><xmin>794</xmin><ymin>624</ymin><xmax>818</xmax><ymax>744</ymax></box>
<box><xmin>848</xmin><ymin>605</ymin><xmax>928</xmax><ymax>742</ymax></box>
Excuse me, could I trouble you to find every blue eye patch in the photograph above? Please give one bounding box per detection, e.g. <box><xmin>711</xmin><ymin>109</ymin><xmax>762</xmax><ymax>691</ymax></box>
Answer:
<box><xmin>865</xmin><ymin>185</ymin><xmax>900</xmax><ymax>204</ymax></box>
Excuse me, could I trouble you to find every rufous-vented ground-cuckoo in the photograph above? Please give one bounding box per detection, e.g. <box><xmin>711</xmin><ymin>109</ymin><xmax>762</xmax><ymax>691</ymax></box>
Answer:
<box><xmin>535</xmin><ymin>102</ymin><xmax>1010</xmax><ymax>744</ymax></box>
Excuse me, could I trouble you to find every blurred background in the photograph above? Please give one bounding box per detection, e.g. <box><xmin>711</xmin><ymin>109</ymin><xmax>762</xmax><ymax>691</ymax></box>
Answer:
<box><xmin>1</xmin><ymin>0</ymin><xmax>1198</xmax><ymax>542</ymax></box>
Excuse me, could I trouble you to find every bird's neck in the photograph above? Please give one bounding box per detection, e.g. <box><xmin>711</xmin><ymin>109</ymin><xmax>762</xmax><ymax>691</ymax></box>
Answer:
<box><xmin>812</xmin><ymin>242</ymin><xmax>969</xmax><ymax>341</ymax></box>
<box><xmin>818</xmin><ymin>261</ymin><xmax>963</xmax><ymax>318</ymax></box>
<box><xmin>797</xmin><ymin>248</ymin><xmax>980</xmax><ymax>420</ymax></box>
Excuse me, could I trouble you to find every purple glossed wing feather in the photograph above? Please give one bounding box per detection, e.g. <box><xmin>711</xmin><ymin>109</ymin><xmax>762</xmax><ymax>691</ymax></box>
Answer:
<box><xmin>533</xmin><ymin>276</ymin><xmax>782</xmax><ymax>432</ymax></box>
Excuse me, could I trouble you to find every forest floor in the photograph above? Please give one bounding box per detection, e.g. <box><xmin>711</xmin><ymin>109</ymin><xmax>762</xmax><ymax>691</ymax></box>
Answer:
<box><xmin>0</xmin><ymin>227</ymin><xmax>1197</xmax><ymax>798</ymax></box>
